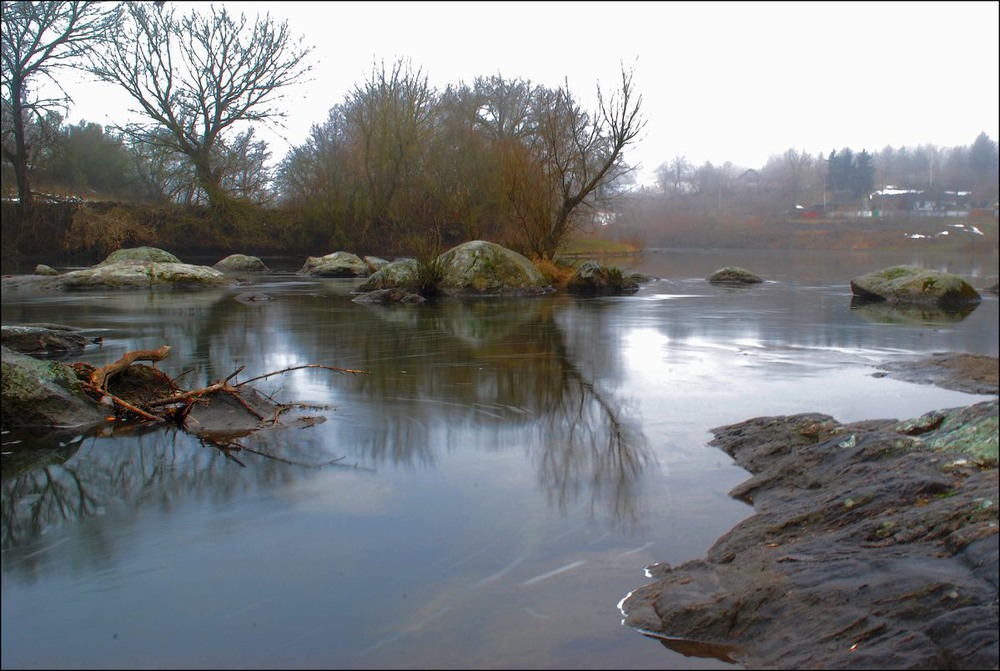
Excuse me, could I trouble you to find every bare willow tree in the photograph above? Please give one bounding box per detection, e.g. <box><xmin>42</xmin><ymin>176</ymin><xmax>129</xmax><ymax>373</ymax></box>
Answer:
<box><xmin>343</xmin><ymin>59</ymin><xmax>436</xmax><ymax>241</ymax></box>
<box><xmin>527</xmin><ymin>64</ymin><xmax>645</xmax><ymax>259</ymax></box>
<box><xmin>1</xmin><ymin>0</ymin><xmax>113</xmax><ymax>219</ymax></box>
<box><xmin>89</xmin><ymin>2</ymin><xmax>311</xmax><ymax>217</ymax></box>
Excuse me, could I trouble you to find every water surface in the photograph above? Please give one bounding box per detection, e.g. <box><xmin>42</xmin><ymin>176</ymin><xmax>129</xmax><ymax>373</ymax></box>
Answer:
<box><xmin>2</xmin><ymin>249</ymin><xmax>997</xmax><ymax>669</ymax></box>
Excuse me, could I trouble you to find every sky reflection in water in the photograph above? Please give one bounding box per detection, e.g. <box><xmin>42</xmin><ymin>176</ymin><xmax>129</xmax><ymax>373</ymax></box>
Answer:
<box><xmin>2</xmin><ymin>249</ymin><xmax>997</xmax><ymax>669</ymax></box>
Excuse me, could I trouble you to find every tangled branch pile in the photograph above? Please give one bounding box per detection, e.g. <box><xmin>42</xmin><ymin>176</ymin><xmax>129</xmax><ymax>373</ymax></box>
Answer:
<box><xmin>72</xmin><ymin>345</ymin><xmax>366</xmax><ymax>437</ymax></box>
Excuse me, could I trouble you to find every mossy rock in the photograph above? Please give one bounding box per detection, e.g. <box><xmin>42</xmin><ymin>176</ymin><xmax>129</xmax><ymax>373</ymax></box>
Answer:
<box><xmin>708</xmin><ymin>267</ymin><xmax>764</xmax><ymax>285</ymax></box>
<box><xmin>357</xmin><ymin>258</ymin><xmax>420</xmax><ymax>291</ymax></box>
<box><xmin>435</xmin><ymin>241</ymin><xmax>550</xmax><ymax>297</ymax></box>
<box><xmin>97</xmin><ymin>246</ymin><xmax>181</xmax><ymax>266</ymax></box>
<box><xmin>850</xmin><ymin>265</ymin><xmax>981</xmax><ymax>308</ymax></box>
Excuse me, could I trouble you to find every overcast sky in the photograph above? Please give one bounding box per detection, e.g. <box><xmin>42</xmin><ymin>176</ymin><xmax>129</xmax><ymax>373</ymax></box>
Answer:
<box><xmin>57</xmin><ymin>1</ymin><xmax>1000</xmax><ymax>185</ymax></box>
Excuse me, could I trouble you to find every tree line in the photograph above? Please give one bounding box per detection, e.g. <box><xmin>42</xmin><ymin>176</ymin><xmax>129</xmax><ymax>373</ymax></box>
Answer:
<box><xmin>2</xmin><ymin>0</ymin><xmax>644</xmax><ymax>260</ymax></box>
<box><xmin>648</xmin><ymin>133</ymin><xmax>998</xmax><ymax>215</ymax></box>
<box><xmin>3</xmin><ymin>1</ymin><xmax>996</xmax><ymax>263</ymax></box>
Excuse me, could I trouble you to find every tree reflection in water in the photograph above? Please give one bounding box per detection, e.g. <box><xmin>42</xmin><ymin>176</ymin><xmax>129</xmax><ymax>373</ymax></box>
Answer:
<box><xmin>2</xmin><ymin>290</ymin><xmax>654</xmax><ymax>563</ymax></box>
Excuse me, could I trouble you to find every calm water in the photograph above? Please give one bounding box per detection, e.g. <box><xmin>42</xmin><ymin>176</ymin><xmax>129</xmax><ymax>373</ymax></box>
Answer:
<box><xmin>2</xmin><ymin>249</ymin><xmax>997</xmax><ymax>669</ymax></box>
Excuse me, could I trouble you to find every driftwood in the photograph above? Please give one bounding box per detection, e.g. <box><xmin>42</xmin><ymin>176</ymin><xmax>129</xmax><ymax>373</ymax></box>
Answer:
<box><xmin>80</xmin><ymin>346</ymin><xmax>366</xmax><ymax>434</ymax></box>
<box><xmin>90</xmin><ymin>345</ymin><xmax>172</xmax><ymax>391</ymax></box>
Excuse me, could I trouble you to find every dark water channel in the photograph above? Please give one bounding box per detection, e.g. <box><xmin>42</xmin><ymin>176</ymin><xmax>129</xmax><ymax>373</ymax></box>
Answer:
<box><xmin>2</xmin><ymin>249</ymin><xmax>997</xmax><ymax>669</ymax></box>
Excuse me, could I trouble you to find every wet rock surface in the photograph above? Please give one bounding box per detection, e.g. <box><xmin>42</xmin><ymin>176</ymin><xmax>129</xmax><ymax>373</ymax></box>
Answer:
<box><xmin>1</xmin><ymin>324</ymin><xmax>99</xmax><ymax>354</ymax></box>
<box><xmin>622</xmin><ymin>353</ymin><xmax>999</xmax><ymax>670</ymax></box>
<box><xmin>875</xmin><ymin>353</ymin><xmax>999</xmax><ymax>396</ymax></box>
<box><xmin>850</xmin><ymin>265</ymin><xmax>982</xmax><ymax>309</ymax></box>
<box><xmin>565</xmin><ymin>260</ymin><xmax>639</xmax><ymax>295</ymax></box>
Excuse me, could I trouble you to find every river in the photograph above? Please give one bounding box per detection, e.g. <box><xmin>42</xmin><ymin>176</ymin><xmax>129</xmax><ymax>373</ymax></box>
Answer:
<box><xmin>2</xmin><ymin>248</ymin><xmax>997</xmax><ymax>669</ymax></box>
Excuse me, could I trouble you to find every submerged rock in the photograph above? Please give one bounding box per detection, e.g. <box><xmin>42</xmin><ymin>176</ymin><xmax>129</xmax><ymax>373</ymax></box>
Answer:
<box><xmin>707</xmin><ymin>266</ymin><xmax>763</xmax><ymax>285</ymax></box>
<box><xmin>850</xmin><ymin>265</ymin><xmax>981</xmax><ymax>309</ymax></box>
<box><xmin>352</xmin><ymin>288</ymin><xmax>425</xmax><ymax>304</ymax></box>
<box><xmin>874</xmin><ymin>352</ymin><xmax>999</xmax><ymax>396</ymax></box>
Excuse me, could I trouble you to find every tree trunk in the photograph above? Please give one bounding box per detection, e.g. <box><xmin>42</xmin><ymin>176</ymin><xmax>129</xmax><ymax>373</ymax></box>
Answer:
<box><xmin>8</xmin><ymin>81</ymin><xmax>34</xmax><ymax>222</ymax></box>
<box><xmin>191</xmin><ymin>151</ymin><xmax>238</xmax><ymax>230</ymax></box>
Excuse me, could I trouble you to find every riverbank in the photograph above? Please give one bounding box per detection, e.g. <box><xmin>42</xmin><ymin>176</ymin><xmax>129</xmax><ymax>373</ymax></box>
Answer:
<box><xmin>621</xmin><ymin>352</ymin><xmax>999</xmax><ymax>669</ymax></box>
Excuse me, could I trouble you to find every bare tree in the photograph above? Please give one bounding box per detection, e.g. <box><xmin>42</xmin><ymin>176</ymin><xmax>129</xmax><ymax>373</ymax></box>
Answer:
<box><xmin>89</xmin><ymin>2</ymin><xmax>311</xmax><ymax>217</ymax></box>
<box><xmin>656</xmin><ymin>154</ymin><xmax>691</xmax><ymax>196</ymax></box>
<box><xmin>343</xmin><ymin>58</ymin><xmax>436</xmax><ymax>240</ymax></box>
<box><xmin>1</xmin><ymin>0</ymin><xmax>112</xmax><ymax>218</ymax></box>
<box><xmin>528</xmin><ymin>64</ymin><xmax>646</xmax><ymax>258</ymax></box>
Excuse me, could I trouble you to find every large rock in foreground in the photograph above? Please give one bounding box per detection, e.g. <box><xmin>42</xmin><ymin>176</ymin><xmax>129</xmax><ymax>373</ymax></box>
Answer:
<box><xmin>621</xmin><ymin>397</ymin><xmax>999</xmax><ymax>669</ymax></box>
<box><xmin>851</xmin><ymin>265</ymin><xmax>982</xmax><ymax>308</ymax></box>
<box><xmin>436</xmin><ymin>240</ymin><xmax>550</xmax><ymax>297</ymax></box>
<box><xmin>1</xmin><ymin>345</ymin><xmax>107</xmax><ymax>428</ymax></box>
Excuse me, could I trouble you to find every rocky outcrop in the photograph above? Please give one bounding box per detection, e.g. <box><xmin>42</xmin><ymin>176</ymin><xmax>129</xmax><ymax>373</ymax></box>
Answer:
<box><xmin>621</xmin><ymin>389</ymin><xmax>999</xmax><ymax>669</ymax></box>
<box><xmin>299</xmin><ymin>251</ymin><xmax>370</xmax><ymax>277</ymax></box>
<box><xmin>436</xmin><ymin>240</ymin><xmax>550</xmax><ymax>297</ymax></box>
<box><xmin>874</xmin><ymin>352</ymin><xmax>999</xmax><ymax>396</ymax></box>
<box><xmin>364</xmin><ymin>256</ymin><xmax>391</xmax><ymax>273</ymax></box>
<box><xmin>2</xmin><ymin>324</ymin><xmax>98</xmax><ymax>354</ymax></box>
<box><xmin>565</xmin><ymin>260</ymin><xmax>639</xmax><ymax>295</ymax></box>
<box><xmin>57</xmin><ymin>261</ymin><xmax>235</xmax><ymax>290</ymax></box>
<box><xmin>213</xmin><ymin>254</ymin><xmax>268</xmax><ymax>272</ymax></box>
<box><xmin>707</xmin><ymin>266</ymin><xmax>763</xmax><ymax>285</ymax></box>
<box><xmin>97</xmin><ymin>246</ymin><xmax>182</xmax><ymax>265</ymax></box>
<box><xmin>34</xmin><ymin>264</ymin><xmax>59</xmax><ymax>276</ymax></box>
<box><xmin>357</xmin><ymin>258</ymin><xmax>420</xmax><ymax>292</ymax></box>
<box><xmin>850</xmin><ymin>265</ymin><xmax>982</xmax><ymax>309</ymax></box>
<box><xmin>1</xmin><ymin>345</ymin><xmax>107</xmax><ymax>428</ymax></box>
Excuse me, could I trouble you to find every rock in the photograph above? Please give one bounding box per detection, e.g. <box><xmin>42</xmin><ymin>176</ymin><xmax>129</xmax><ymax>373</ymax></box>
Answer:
<box><xmin>214</xmin><ymin>254</ymin><xmax>268</xmax><ymax>272</ymax></box>
<box><xmin>874</xmin><ymin>352</ymin><xmax>999</xmax><ymax>395</ymax></box>
<box><xmin>621</xmin><ymin>398</ymin><xmax>999</xmax><ymax>669</ymax></box>
<box><xmin>1</xmin><ymin>345</ymin><xmax>107</xmax><ymax>428</ymax></box>
<box><xmin>1</xmin><ymin>324</ymin><xmax>97</xmax><ymax>354</ymax></box>
<box><xmin>57</xmin><ymin>261</ymin><xmax>235</xmax><ymax>290</ymax></box>
<box><xmin>34</xmin><ymin>264</ymin><xmax>59</xmax><ymax>276</ymax></box>
<box><xmin>565</xmin><ymin>260</ymin><xmax>639</xmax><ymax>295</ymax></box>
<box><xmin>364</xmin><ymin>256</ymin><xmax>391</xmax><ymax>273</ymax></box>
<box><xmin>352</xmin><ymin>288</ymin><xmax>425</xmax><ymax>304</ymax></box>
<box><xmin>707</xmin><ymin>266</ymin><xmax>763</xmax><ymax>285</ymax></box>
<box><xmin>298</xmin><ymin>251</ymin><xmax>370</xmax><ymax>277</ymax></box>
<box><xmin>850</xmin><ymin>265</ymin><xmax>981</xmax><ymax>309</ymax></box>
<box><xmin>435</xmin><ymin>240</ymin><xmax>550</xmax><ymax>297</ymax></box>
<box><xmin>357</xmin><ymin>258</ymin><xmax>420</xmax><ymax>292</ymax></box>
<box><xmin>97</xmin><ymin>246</ymin><xmax>182</xmax><ymax>265</ymax></box>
